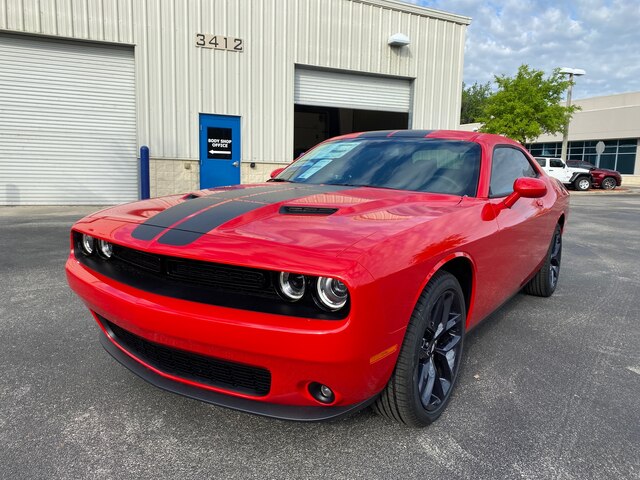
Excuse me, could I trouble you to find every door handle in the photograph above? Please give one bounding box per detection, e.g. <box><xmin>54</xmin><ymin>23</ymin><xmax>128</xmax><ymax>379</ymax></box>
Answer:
<box><xmin>232</xmin><ymin>161</ymin><xmax>239</xmax><ymax>167</ymax></box>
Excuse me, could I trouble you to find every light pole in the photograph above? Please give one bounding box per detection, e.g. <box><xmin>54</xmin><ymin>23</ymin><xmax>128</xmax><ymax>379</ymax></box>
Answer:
<box><xmin>559</xmin><ymin>67</ymin><xmax>586</xmax><ymax>162</ymax></box>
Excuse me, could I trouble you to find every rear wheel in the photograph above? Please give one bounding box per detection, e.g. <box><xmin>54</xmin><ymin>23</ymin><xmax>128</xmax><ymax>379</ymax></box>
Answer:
<box><xmin>374</xmin><ymin>271</ymin><xmax>465</xmax><ymax>427</ymax></box>
<box><xmin>524</xmin><ymin>224</ymin><xmax>562</xmax><ymax>297</ymax></box>
<box><xmin>601</xmin><ymin>177</ymin><xmax>616</xmax><ymax>190</ymax></box>
<box><xmin>574</xmin><ymin>176</ymin><xmax>591</xmax><ymax>191</ymax></box>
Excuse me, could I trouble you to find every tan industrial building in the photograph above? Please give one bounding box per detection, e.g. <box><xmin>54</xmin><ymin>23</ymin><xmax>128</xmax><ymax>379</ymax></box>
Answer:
<box><xmin>0</xmin><ymin>0</ymin><xmax>470</xmax><ymax>205</ymax></box>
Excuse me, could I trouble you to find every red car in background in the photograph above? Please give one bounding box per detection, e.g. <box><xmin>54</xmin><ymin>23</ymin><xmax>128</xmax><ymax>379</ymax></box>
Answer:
<box><xmin>66</xmin><ymin>130</ymin><xmax>569</xmax><ymax>427</ymax></box>
<box><xmin>566</xmin><ymin>160</ymin><xmax>622</xmax><ymax>190</ymax></box>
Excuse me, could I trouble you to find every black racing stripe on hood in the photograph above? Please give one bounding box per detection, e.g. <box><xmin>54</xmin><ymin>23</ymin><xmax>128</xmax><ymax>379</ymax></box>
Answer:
<box><xmin>131</xmin><ymin>185</ymin><xmax>292</xmax><ymax>241</ymax></box>
<box><xmin>157</xmin><ymin>184</ymin><xmax>351</xmax><ymax>246</ymax></box>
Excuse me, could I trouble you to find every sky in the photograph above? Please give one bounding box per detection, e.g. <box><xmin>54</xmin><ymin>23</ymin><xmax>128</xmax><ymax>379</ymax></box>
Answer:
<box><xmin>408</xmin><ymin>0</ymin><xmax>640</xmax><ymax>99</ymax></box>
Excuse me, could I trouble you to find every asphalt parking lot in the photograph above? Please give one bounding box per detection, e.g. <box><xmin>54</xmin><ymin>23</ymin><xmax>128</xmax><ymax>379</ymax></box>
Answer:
<box><xmin>1</xmin><ymin>194</ymin><xmax>639</xmax><ymax>480</ymax></box>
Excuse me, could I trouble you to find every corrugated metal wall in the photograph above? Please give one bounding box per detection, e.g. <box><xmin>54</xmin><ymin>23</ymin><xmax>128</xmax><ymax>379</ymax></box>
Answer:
<box><xmin>0</xmin><ymin>33</ymin><xmax>138</xmax><ymax>204</ymax></box>
<box><xmin>0</xmin><ymin>0</ymin><xmax>468</xmax><ymax>165</ymax></box>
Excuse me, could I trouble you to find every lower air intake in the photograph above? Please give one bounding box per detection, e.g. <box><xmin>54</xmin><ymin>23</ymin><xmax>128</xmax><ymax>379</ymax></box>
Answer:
<box><xmin>100</xmin><ymin>316</ymin><xmax>271</xmax><ymax>396</ymax></box>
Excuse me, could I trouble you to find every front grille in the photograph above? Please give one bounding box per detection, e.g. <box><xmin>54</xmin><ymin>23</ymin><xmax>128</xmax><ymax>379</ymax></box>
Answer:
<box><xmin>115</xmin><ymin>246</ymin><xmax>162</xmax><ymax>273</ymax></box>
<box><xmin>101</xmin><ymin>316</ymin><xmax>271</xmax><ymax>396</ymax></box>
<box><xmin>73</xmin><ymin>232</ymin><xmax>348</xmax><ymax>320</ymax></box>
<box><xmin>165</xmin><ymin>258</ymin><xmax>268</xmax><ymax>291</ymax></box>
<box><xmin>113</xmin><ymin>243</ymin><xmax>269</xmax><ymax>293</ymax></box>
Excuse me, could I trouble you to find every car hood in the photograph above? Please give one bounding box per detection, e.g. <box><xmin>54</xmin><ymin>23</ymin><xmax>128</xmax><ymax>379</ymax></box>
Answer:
<box><xmin>595</xmin><ymin>168</ymin><xmax>620</xmax><ymax>175</ymax></box>
<box><xmin>79</xmin><ymin>183</ymin><xmax>463</xmax><ymax>261</ymax></box>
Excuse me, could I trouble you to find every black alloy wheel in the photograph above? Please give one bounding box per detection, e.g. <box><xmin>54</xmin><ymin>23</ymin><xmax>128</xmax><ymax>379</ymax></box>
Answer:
<box><xmin>416</xmin><ymin>289</ymin><xmax>464</xmax><ymax>412</ymax></box>
<box><xmin>374</xmin><ymin>271</ymin><xmax>466</xmax><ymax>427</ymax></box>
<box><xmin>548</xmin><ymin>228</ymin><xmax>562</xmax><ymax>290</ymax></box>
<box><xmin>524</xmin><ymin>223</ymin><xmax>562</xmax><ymax>297</ymax></box>
<box><xmin>601</xmin><ymin>177</ymin><xmax>617</xmax><ymax>190</ymax></box>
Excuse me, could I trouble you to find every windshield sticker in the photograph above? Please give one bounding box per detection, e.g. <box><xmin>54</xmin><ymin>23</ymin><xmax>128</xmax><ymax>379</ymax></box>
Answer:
<box><xmin>297</xmin><ymin>159</ymin><xmax>333</xmax><ymax>179</ymax></box>
<box><xmin>317</xmin><ymin>142</ymin><xmax>360</xmax><ymax>159</ymax></box>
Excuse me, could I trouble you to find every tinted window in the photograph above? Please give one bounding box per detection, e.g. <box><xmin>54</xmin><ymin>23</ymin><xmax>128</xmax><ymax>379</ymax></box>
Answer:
<box><xmin>549</xmin><ymin>159</ymin><xmax>564</xmax><ymax>168</ymax></box>
<box><xmin>535</xmin><ymin>157</ymin><xmax>547</xmax><ymax>167</ymax></box>
<box><xmin>276</xmin><ymin>138</ymin><xmax>482</xmax><ymax>196</ymax></box>
<box><xmin>490</xmin><ymin>147</ymin><xmax>538</xmax><ymax>197</ymax></box>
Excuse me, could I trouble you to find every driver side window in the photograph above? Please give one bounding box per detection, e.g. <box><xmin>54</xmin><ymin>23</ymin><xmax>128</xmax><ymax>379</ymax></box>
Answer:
<box><xmin>489</xmin><ymin>147</ymin><xmax>538</xmax><ymax>197</ymax></box>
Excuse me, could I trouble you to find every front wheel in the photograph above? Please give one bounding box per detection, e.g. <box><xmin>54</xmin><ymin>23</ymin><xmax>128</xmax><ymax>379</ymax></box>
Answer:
<box><xmin>574</xmin><ymin>176</ymin><xmax>591</xmax><ymax>191</ymax></box>
<box><xmin>524</xmin><ymin>224</ymin><xmax>562</xmax><ymax>297</ymax></box>
<box><xmin>601</xmin><ymin>177</ymin><xmax>617</xmax><ymax>190</ymax></box>
<box><xmin>374</xmin><ymin>271</ymin><xmax>466</xmax><ymax>427</ymax></box>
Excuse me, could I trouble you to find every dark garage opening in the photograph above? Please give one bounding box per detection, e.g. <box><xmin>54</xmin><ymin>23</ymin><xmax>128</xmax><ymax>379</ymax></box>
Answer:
<box><xmin>293</xmin><ymin>105</ymin><xmax>409</xmax><ymax>159</ymax></box>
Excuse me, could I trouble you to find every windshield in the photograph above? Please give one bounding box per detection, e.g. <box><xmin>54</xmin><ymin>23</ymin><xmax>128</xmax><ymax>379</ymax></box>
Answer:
<box><xmin>276</xmin><ymin>138</ymin><xmax>481</xmax><ymax>197</ymax></box>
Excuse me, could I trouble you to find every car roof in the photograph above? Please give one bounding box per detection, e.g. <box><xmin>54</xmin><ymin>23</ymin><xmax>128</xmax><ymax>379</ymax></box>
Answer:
<box><xmin>331</xmin><ymin>129</ymin><xmax>522</xmax><ymax>148</ymax></box>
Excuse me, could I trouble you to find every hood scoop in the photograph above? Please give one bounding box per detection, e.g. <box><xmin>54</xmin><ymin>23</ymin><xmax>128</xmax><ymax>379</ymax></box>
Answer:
<box><xmin>182</xmin><ymin>192</ymin><xmax>201</xmax><ymax>200</ymax></box>
<box><xmin>279</xmin><ymin>206</ymin><xmax>339</xmax><ymax>216</ymax></box>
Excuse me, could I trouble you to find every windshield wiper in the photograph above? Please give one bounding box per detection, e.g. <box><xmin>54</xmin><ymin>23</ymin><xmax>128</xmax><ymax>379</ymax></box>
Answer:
<box><xmin>267</xmin><ymin>178</ymin><xmax>290</xmax><ymax>182</ymax></box>
<box><xmin>327</xmin><ymin>182</ymin><xmax>397</xmax><ymax>190</ymax></box>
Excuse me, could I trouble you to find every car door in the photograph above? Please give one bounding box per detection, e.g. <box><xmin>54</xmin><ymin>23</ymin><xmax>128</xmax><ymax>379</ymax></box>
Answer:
<box><xmin>486</xmin><ymin>146</ymin><xmax>553</xmax><ymax>304</ymax></box>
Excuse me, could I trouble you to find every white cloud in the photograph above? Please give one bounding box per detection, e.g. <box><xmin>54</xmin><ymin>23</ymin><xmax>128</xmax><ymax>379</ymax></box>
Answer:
<box><xmin>406</xmin><ymin>0</ymin><xmax>640</xmax><ymax>98</ymax></box>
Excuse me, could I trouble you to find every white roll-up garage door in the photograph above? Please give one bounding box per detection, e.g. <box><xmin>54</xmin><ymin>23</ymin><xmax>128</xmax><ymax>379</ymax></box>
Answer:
<box><xmin>0</xmin><ymin>34</ymin><xmax>137</xmax><ymax>205</ymax></box>
<box><xmin>294</xmin><ymin>67</ymin><xmax>412</xmax><ymax>113</ymax></box>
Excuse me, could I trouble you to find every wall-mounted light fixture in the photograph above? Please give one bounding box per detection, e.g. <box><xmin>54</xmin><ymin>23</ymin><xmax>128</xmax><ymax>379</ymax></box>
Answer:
<box><xmin>388</xmin><ymin>33</ymin><xmax>410</xmax><ymax>47</ymax></box>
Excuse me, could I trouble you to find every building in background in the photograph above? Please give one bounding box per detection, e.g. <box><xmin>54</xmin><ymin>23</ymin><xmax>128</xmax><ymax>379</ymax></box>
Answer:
<box><xmin>525</xmin><ymin>92</ymin><xmax>640</xmax><ymax>176</ymax></box>
<box><xmin>460</xmin><ymin>92</ymin><xmax>640</xmax><ymax>178</ymax></box>
<box><xmin>0</xmin><ymin>0</ymin><xmax>470</xmax><ymax>205</ymax></box>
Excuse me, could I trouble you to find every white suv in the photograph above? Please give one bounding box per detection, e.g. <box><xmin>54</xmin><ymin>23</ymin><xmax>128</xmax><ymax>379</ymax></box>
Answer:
<box><xmin>535</xmin><ymin>157</ymin><xmax>592</xmax><ymax>191</ymax></box>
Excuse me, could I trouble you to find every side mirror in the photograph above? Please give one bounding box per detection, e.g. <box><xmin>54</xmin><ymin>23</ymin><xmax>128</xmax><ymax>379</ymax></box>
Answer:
<box><xmin>270</xmin><ymin>167</ymin><xmax>285</xmax><ymax>179</ymax></box>
<box><xmin>503</xmin><ymin>177</ymin><xmax>547</xmax><ymax>208</ymax></box>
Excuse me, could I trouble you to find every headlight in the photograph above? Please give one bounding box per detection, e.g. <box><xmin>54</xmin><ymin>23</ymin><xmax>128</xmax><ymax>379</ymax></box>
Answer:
<box><xmin>315</xmin><ymin>277</ymin><xmax>349</xmax><ymax>311</ymax></box>
<box><xmin>81</xmin><ymin>234</ymin><xmax>95</xmax><ymax>256</ymax></box>
<box><xmin>277</xmin><ymin>272</ymin><xmax>306</xmax><ymax>301</ymax></box>
<box><xmin>97</xmin><ymin>239</ymin><xmax>113</xmax><ymax>259</ymax></box>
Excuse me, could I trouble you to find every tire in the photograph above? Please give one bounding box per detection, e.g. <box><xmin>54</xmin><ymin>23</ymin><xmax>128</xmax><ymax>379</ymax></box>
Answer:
<box><xmin>574</xmin><ymin>176</ymin><xmax>591</xmax><ymax>191</ymax></box>
<box><xmin>373</xmin><ymin>271</ymin><xmax>466</xmax><ymax>427</ymax></box>
<box><xmin>601</xmin><ymin>177</ymin><xmax>616</xmax><ymax>190</ymax></box>
<box><xmin>524</xmin><ymin>224</ymin><xmax>562</xmax><ymax>297</ymax></box>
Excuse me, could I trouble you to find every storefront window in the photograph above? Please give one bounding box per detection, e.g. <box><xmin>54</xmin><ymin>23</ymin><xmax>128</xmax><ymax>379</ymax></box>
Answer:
<box><xmin>525</xmin><ymin>139</ymin><xmax>637</xmax><ymax>174</ymax></box>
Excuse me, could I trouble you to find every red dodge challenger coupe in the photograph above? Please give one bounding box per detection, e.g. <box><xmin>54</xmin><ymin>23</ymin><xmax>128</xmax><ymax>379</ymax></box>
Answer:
<box><xmin>66</xmin><ymin>130</ymin><xmax>569</xmax><ymax>427</ymax></box>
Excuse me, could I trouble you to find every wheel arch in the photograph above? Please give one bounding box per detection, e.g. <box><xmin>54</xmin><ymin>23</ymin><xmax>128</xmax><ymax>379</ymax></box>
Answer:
<box><xmin>415</xmin><ymin>253</ymin><xmax>476</xmax><ymax>327</ymax></box>
<box><xmin>558</xmin><ymin>213</ymin><xmax>566</xmax><ymax>231</ymax></box>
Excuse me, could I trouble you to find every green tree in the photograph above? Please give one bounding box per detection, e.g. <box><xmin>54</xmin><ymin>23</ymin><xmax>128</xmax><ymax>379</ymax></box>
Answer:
<box><xmin>460</xmin><ymin>81</ymin><xmax>492</xmax><ymax>124</ymax></box>
<box><xmin>479</xmin><ymin>65</ymin><xmax>579</xmax><ymax>143</ymax></box>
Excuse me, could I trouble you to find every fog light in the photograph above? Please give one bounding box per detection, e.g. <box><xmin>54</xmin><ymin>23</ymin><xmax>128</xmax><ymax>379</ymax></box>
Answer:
<box><xmin>320</xmin><ymin>385</ymin><xmax>332</xmax><ymax>397</ymax></box>
<box><xmin>97</xmin><ymin>239</ymin><xmax>113</xmax><ymax>259</ymax></box>
<box><xmin>81</xmin><ymin>234</ymin><xmax>95</xmax><ymax>256</ymax></box>
<box><xmin>309</xmin><ymin>382</ymin><xmax>335</xmax><ymax>404</ymax></box>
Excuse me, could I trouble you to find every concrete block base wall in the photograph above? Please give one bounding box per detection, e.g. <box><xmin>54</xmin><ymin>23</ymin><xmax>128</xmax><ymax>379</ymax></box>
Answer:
<box><xmin>150</xmin><ymin>159</ymin><xmax>289</xmax><ymax>197</ymax></box>
<box><xmin>241</xmin><ymin>162</ymin><xmax>289</xmax><ymax>184</ymax></box>
<box><xmin>622</xmin><ymin>175</ymin><xmax>640</xmax><ymax>186</ymax></box>
<box><xmin>150</xmin><ymin>159</ymin><xmax>199</xmax><ymax>197</ymax></box>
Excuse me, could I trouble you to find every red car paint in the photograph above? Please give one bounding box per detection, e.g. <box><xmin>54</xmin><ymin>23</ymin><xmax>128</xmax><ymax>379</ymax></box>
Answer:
<box><xmin>66</xmin><ymin>130</ymin><xmax>569</xmax><ymax>419</ymax></box>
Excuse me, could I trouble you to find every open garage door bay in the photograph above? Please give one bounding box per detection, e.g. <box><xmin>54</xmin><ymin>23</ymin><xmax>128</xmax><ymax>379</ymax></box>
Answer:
<box><xmin>293</xmin><ymin>67</ymin><xmax>413</xmax><ymax>155</ymax></box>
<box><xmin>0</xmin><ymin>34</ymin><xmax>137</xmax><ymax>205</ymax></box>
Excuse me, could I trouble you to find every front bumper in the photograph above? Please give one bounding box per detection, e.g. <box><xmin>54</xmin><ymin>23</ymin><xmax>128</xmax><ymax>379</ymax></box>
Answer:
<box><xmin>99</xmin><ymin>329</ymin><xmax>375</xmax><ymax>421</ymax></box>
<box><xmin>66</xmin><ymin>256</ymin><xmax>400</xmax><ymax>419</ymax></box>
